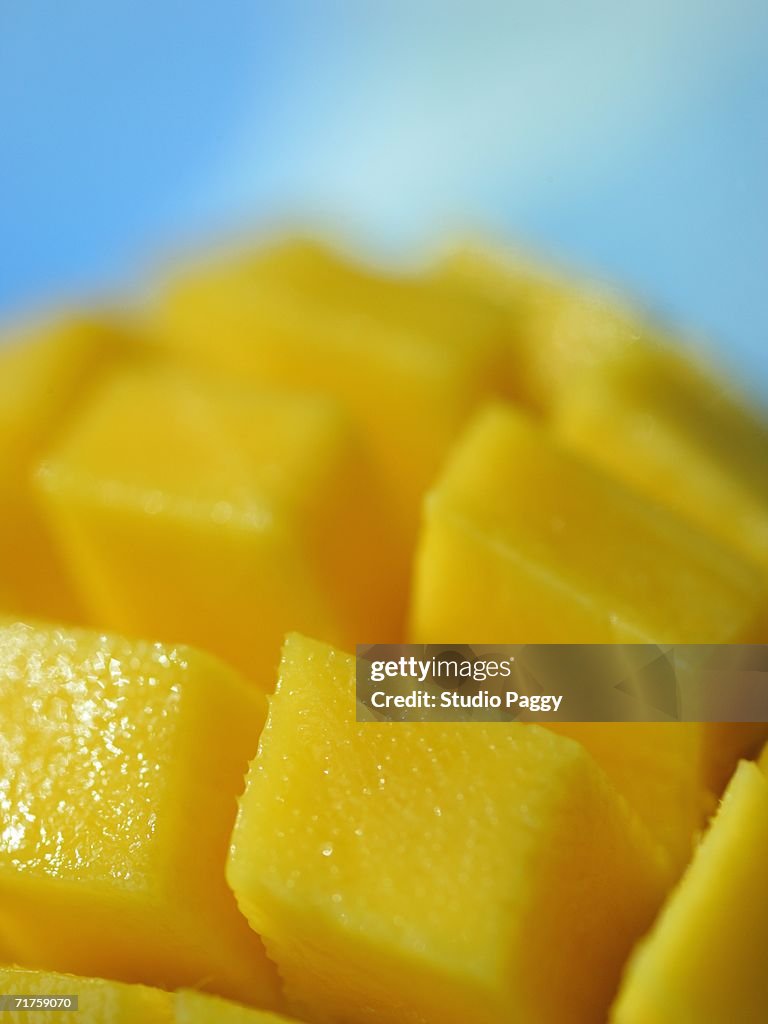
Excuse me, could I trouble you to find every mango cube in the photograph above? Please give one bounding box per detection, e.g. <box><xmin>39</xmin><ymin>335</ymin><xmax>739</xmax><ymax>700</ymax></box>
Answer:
<box><xmin>611</xmin><ymin>760</ymin><xmax>768</xmax><ymax>1023</ymax></box>
<box><xmin>553</xmin><ymin>344</ymin><xmax>768</xmax><ymax>572</ymax></box>
<box><xmin>227</xmin><ymin>633</ymin><xmax>667</xmax><ymax>1024</ymax></box>
<box><xmin>34</xmin><ymin>365</ymin><xmax>404</xmax><ymax>684</ymax></box>
<box><xmin>0</xmin><ymin>966</ymin><xmax>173</xmax><ymax>1023</ymax></box>
<box><xmin>153</xmin><ymin>238</ymin><xmax>503</xmax><ymax>536</ymax></box>
<box><xmin>411</xmin><ymin>404</ymin><xmax>768</xmax><ymax>864</ymax></box>
<box><xmin>0</xmin><ymin>318</ymin><xmax>128</xmax><ymax>621</ymax></box>
<box><xmin>0</xmin><ymin>621</ymin><xmax>279</xmax><ymax>1006</ymax></box>
<box><xmin>544</xmin><ymin>723</ymin><xmax>710</xmax><ymax>874</ymax></box>
<box><xmin>411</xmin><ymin>403</ymin><xmax>768</xmax><ymax>645</ymax></box>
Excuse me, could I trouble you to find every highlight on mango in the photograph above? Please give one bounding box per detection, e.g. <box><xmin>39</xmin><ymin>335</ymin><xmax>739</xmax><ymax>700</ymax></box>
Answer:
<box><xmin>1</xmin><ymin>233</ymin><xmax>768</xmax><ymax>1024</ymax></box>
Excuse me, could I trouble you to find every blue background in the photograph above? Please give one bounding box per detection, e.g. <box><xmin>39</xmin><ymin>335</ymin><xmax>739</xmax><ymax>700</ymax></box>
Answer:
<box><xmin>1</xmin><ymin>2</ymin><xmax>766</xmax><ymax>396</ymax></box>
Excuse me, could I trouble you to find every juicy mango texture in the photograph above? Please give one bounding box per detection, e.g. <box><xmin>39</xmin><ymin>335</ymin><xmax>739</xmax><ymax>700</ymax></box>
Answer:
<box><xmin>227</xmin><ymin>633</ymin><xmax>668</xmax><ymax>1024</ymax></box>
<box><xmin>1</xmin><ymin>234</ymin><xmax>767</xmax><ymax>1022</ymax></box>
<box><xmin>0</xmin><ymin>621</ymin><xmax>279</xmax><ymax>1008</ymax></box>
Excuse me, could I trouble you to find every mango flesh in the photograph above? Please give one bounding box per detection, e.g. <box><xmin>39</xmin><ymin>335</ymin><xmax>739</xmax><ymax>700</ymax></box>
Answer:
<box><xmin>0</xmin><ymin>318</ymin><xmax>129</xmax><ymax>622</ymax></box>
<box><xmin>175</xmin><ymin>990</ymin><xmax>302</xmax><ymax>1024</ymax></box>
<box><xmin>152</xmin><ymin>238</ymin><xmax>504</xmax><ymax>539</ymax></box>
<box><xmin>33</xmin><ymin>364</ymin><xmax>405</xmax><ymax>685</ymax></box>
<box><xmin>0</xmin><ymin>621</ymin><xmax>279</xmax><ymax>1007</ymax></box>
<box><xmin>1</xmin><ymin>236</ymin><xmax>767</xmax><ymax>1020</ymax></box>
<box><xmin>544</xmin><ymin>722</ymin><xmax>709</xmax><ymax>874</ymax></box>
<box><xmin>410</xmin><ymin>403</ymin><xmax>768</xmax><ymax>866</ymax></box>
<box><xmin>0</xmin><ymin>968</ymin><xmax>301</xmax><ymax>1024</ymax></box>
<box><xmin>553</xmin><ymin>343</ymin><xmax>768</xmax><ymax>572</ymax></box>
<box><xmin>435</xmin><ymin>242</ymin><xmax>655</xmax><ymax>414</ymax></box>
<box><xmin>611</xmin><ymin>760</ymin><xmax>768</xmax><ymax>1023</ymax></box>
<box><xmin>439</xmin><ymin>242</ymin><xmax>768</xmax><ymax>575</ymax></box>
<box><xmin>0</xmin><ymin>966</ymin><xmax>173</xmax><ymax>1023</ymax></box>
<box><xmin>411</xmin><ymin>402</ymin><xmax>768</xmax><ymax>646</ymax></box>
<box><xmin>227</xmin><ymin>633</ymin><xmax>668</xmax><ymax>1024</ymax></box>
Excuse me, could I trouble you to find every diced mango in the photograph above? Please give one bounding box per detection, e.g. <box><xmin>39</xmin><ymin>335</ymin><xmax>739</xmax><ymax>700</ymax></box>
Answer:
<box><xmin>0</xmin><ymin>966</ymin><xmax>173</xmax><ymax>1023</ymax></box>
<box><xmin>548</xmin><ymin>721</ymin><xmax>768</xmax><ymax>864</ymax></box>
<box><xmin>0</xmin><ymin>621</ymin><xmax>279</xmax><ymax>1007</ymax></box>
<box><xmin>410</xmin><ymin>404</ymin><xmax>768</xmax><ymax>864</ymax></box>
<box><xmin>175</xmin><ymin>990</ymin><xmax>301</xmax><ymax>1024</ymax></box>
<box><xmin>552</xmin><ymin>344</ymin><xmax>768</xmax><ymax>572</ymax></box>
<box><xmin>545</xmin><ymin>723</ymin><xmax>710</xmax><ymax>874</ymax></box>
<box><xmin>153</xmin><ymin>238</ymin><xmax>503</xmax><ymax>537</ymax></box>
<box><xmin>435</xmin><ymin>242</ymin><xmax>656</xmax><ymax>414</ymax></box>
<box><xmin>611</xmin><ymin>760</ymin><xmax>768</xmax><ymax>1023</ymax></box>
<box><xmin>410</xmin><ymin>402</ymin><xmax>768</xmax><ymax>645</ymax></box>
<box><xmin>34</xmin><ymin>364</ymin><xmax>404</xmax><ymax>684</ymax></box>
<box><xmin>439</xmin><ymin>242</ymin><xmax>768</xmax><ymax>573</ymax></box>
<box><xmin>227</xmin><ymin>633</ymin><xmax>668</xmax><ymax>1024</ymax></box>
<box><xmin>0</xmin><ymin>318</ymin><xmax>130</xmax><ymax>621</ymax></box>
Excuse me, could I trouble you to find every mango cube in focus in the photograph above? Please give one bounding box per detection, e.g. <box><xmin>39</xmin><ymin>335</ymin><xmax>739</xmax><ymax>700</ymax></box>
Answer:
<box><xmin>153</xmin><ymin>238</ymin><xmax>504</xmax><ymax>537</ymax></box>
<box><xmin>227</xmin><ymin>633</ymin><xmax>667</xmax><ymax>1024</ymax></box>
<box><xmin>0</xmin><ymin>621</ymin><xmax>279</xmax><ymax>1007</ymax></box>
<box><xmin>0</xmin><ymin>318</ymin><xmax>128</xmax><ymax>621</ymax></box>
<box><xmin>34</xmin><ymin>365</ymin><xmax>404</xmax><ymax>684</ymax></box>
<box><xmin>611</xmin><ymin>760</ymin><xmax>768</xmax><ymax>1023</ymax></box>
<box><xmin>0</xmin><ymin>966</ymin><xmax>173</xmax><ymax>1023</ymax></box>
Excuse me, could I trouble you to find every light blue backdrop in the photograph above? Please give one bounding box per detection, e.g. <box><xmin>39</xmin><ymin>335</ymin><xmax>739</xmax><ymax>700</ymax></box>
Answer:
<box><xmin>1</xmin><ymin>2</ymin><xmax>766</xmax><ymax>395</ymax></box>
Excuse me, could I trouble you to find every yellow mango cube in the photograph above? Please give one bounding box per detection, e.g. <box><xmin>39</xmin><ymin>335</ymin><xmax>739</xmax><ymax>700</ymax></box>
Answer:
<box><xmin>227</xmin><ymin>633</ymin><xmax>667</xmax><ymax>1024</ymax></box>
<box><xmin>0</xmin><ymin>318</ymin><xmax>129</xmax><ymax>621</ymax></box>
<box><xmin>553</xmin><ymin>344</ymin><xmax>768</xmax><ymax>572</ymax></box>
<box><xmin>0</xmin><ymin>966</ymin><xmax>173</xmax><ymax>1023</ymax></box>
<box><xmin>0</xmin><ymin>621</ymin><xmax>279</xmax><ymax>1007</ymax></box>
<box><xmin>611</xmin><ymin>760</ymin><xmax>768</xmax><ymax>1023</ymax></box>
<box><xmin>34</xmin><ymin>365</ymin><xmax>404</xmax><ymax>684</ymax></box>
<box><xmin>439</xmin><ymin>243</ymin><xmax>768</xmax><ymax>572</ymax></box>
<box><xmin>411</xmin><ymin>403</ymin><xmax>768</xmax><ymax>645</ymax></box>
<box><xmin>435</xmin><ymin>242</ymin><xmax>655</xmax><ymax>413</ymax></box>
<box><xmin>153</xmin><ymin>238</ymin><xmax>503</xmax><ymax>536</ymax></box>
<box><xmin>175</xmin><ymin>990</ymin><xmax>301</xmax><ymax>1024</ymax></box>
<box><xmin>410</xmin><ymin>404</ymin><xmax>768</xmax><ymax>864</ymax></box>
<box><xmin>545</xmin><ymin>723</ymin><xmax>710</xmax><ymax>874</ymax></box>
